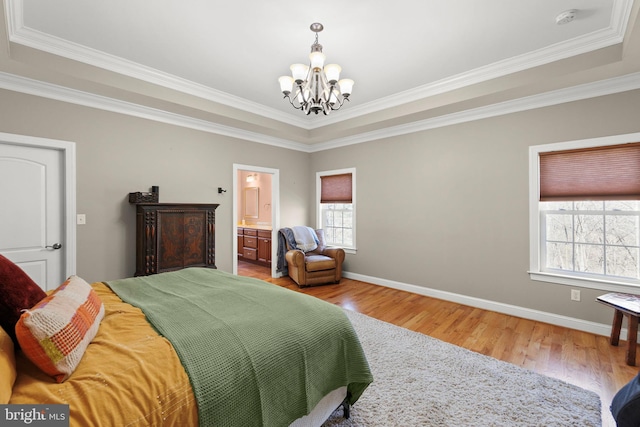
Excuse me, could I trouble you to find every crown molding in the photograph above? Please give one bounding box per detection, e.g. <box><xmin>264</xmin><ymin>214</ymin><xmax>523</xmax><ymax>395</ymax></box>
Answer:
<box><xmin>5</xmin><ymin>0</ymin><xmax>635</xmax><ymax>131</ymax></box>
<box><xmin>307</xmin><ymin>72</ymin><xmax>640</xmax><ymax>152</ymax></box>
<box><xmin>0</xmin><ymin>71</ymin><xmax>311</xmax><ymax>152</ymax></box>
<box><xmin>1</xmin><ymin>71</ymin><xmax>639</xmax><ymax>153</ymax></box>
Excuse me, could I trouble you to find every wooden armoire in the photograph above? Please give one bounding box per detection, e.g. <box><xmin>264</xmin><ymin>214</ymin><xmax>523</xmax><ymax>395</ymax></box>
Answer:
<box><xmin>134</xmin><ymin>203</ymin><xmax>219</xmax><ymax>276</ymax></box>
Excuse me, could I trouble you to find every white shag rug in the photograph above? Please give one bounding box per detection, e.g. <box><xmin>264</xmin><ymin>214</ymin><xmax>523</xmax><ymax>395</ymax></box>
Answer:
<box><xmin>323</xmin><ymin>309</ymin><xmax>602</xmax><ymax>427</ymax></box>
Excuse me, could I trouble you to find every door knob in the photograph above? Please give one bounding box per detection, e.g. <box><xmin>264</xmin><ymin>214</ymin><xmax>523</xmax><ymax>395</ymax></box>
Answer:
<box><xmin>46</xmin><ymin>243</ymin><xmax>62</xmax><ymax>250</ymax></box>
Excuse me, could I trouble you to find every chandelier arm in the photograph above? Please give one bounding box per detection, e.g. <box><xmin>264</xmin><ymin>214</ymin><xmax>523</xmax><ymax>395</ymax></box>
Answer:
<box><xmin>283</xmin><ymin>91</ymin><xmax>304</xmax><ymax>110</ymax></box>
<box><xmin>300</xmin><ymin>83</ymin><xmax>310</xmax><ymax>104</ymax></box>
<box><xmin>330</xmin><ymin>93</ymin><xmax>350</xmax><ymax>111</ymax></box>
<box><xmin>327</xmin><ymin>84</ymin><xmax>341</xmax><ymax>110</ymax></box>
<box><xmin>297</xmin><ymin>86</ymin><xmax>312</xmax><ymax>114</ymax></box>
<box><xmin>296</xmin><ymin>67</ymin><xmax>312</xmax><ymax>106</ymax></box>
<box><xmin>337</xmin><ymin>97</ymin><xmax>350</xmax><ymax>109</ymax></box>
<box><xmin>287</xmin><ymin>98</ymin><xmax>304</xmax><ymax>110</ymax></box>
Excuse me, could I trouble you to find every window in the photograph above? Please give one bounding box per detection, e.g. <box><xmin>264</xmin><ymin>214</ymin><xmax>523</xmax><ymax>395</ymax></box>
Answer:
<box><xmin>317</xmin><ymin>168</ymin><xmax>356</xmax><ymax>252</ymax></box>
<box><xmin>542</xmin><ymin>201</ymin><xmax>640</xmax><ymax>280</ymax></box>
<box><xmin>529</xmin><ymin>133</ymin><xmax>640</xmax><ymax>291</ymax></box>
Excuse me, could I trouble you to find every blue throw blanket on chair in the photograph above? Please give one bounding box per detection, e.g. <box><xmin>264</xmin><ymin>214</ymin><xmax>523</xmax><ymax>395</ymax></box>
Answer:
<box><xmin>277</xmin><ymin>228</ymin><xmax>297</xmax><ymax>274</ymax></box>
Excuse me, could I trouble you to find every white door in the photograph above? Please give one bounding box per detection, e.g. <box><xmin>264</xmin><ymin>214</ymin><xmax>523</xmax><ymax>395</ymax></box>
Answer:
<box><xmin>0</xmin><ymin>135</ymin><xmax>74</xmax><ymax>290</ymax></box>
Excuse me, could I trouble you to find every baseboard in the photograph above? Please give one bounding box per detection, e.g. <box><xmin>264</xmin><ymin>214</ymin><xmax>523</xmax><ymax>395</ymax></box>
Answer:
<box><xmin>342</xmin><ymin>271</ymin><xmax>630</xmax><ymax>340</ymax></box>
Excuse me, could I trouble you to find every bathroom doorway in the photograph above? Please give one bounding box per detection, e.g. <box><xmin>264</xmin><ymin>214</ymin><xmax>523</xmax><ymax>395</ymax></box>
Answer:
<box><xmin>232</xmin><ymin>164</ymin><xmax>280</xmax><ymax>278</ymax></box>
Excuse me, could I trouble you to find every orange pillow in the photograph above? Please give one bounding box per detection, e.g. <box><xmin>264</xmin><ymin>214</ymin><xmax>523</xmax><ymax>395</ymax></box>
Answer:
<box><xmin>15</xmin><ymin>276</ymin><xmax>104</xmax><ymax>383</ymax></box>
<box><xmin>0</xmin><ymin>326</ymin><xmax>16</xmax><ymax>404</ymax></box>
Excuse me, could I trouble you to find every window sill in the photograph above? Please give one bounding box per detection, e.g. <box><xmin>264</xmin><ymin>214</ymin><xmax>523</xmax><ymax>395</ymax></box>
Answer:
<box><xmin>529</xmin><ymin>271</ymin><xmax>640</xmax><ymax>294</ymax></box>
<box><xmin>326</xmin><ymin>245</ymin><xmax>356</xmax><ymax>255</ymax></box>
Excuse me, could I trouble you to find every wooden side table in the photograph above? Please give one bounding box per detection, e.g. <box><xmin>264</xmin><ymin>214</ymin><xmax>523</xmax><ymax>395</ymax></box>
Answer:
<box><xmin>597</xmin><ymin>293</ymin><xmax>640</xmax><ymax>366</ymax></box>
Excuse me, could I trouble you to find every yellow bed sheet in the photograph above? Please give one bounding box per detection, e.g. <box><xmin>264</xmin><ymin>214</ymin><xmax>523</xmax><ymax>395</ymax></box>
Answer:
<box><xmin>9</xmin><ymin>282</ymin><xmax>198</xmax><ymax>426</ymax></box>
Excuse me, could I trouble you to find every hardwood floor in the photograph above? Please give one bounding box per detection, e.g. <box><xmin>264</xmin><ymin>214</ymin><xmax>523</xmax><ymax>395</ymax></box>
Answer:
<box><xmin>238</xmin><ymin>261</ymin><xmax>638</xmax><ymax>426</ymax></box>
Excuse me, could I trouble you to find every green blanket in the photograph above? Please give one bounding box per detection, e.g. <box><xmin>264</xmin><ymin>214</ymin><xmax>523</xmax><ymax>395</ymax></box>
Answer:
<box><xmin>106</xmin><ymin>268</ymin><xmax>372</xmax><ymax>427</ymax></box>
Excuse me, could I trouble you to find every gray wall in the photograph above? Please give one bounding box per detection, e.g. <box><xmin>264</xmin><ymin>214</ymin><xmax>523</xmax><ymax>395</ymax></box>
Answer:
<box><xmin>1</xmin><ymin>87</ymin><xmax>640</xmax><ymax>325</ymax></box>
<box><xmin>0</xmin><ymin>89</ymin><xmax>311</xmax><ymax>282</ymax></box>
<box><xmin>311</xmin><ymin>89</ymin><xmax>640</xmax><ymax>325</ymax></box>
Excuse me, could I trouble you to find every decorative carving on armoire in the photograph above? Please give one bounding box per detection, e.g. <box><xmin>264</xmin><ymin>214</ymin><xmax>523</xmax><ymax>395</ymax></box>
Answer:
<box><xmin>134</xmin><ymin>203</ymin><xmax>219</xmax><ymax>276</ymax></box>
<box><xmin>207</xmin><ymin>210</ymin><xmax>216</xmax><ymax>265</ymax></box>
<box><xmin>143</xmin><ymin>210</ymin><xmax>157</xmax><ymax>275</ymax></box>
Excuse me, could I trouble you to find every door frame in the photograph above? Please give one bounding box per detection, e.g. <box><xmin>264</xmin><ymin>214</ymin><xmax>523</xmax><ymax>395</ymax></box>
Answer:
<box><xmin>0</xmin><ymin>132</ymin><xmax>76</xmax><ymax>280</ymax></box>
<box><xmin>232</xmin><ymin>163</ymin><xmax>280</xmax><ymax>278</ymax></box>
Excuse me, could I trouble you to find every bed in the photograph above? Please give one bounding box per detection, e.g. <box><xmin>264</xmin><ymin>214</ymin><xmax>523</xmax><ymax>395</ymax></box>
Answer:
<box><xmin>1</xmin><ymin>265</ymin><xmax>373</xmax><ymax>426</ymax></box>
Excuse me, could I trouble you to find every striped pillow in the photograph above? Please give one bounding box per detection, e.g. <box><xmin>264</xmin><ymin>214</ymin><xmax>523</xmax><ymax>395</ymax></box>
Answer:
<box><xmin>15</xmin><ymin>275</ymin><xmax>104</xmax><ymax>383</ymax></box>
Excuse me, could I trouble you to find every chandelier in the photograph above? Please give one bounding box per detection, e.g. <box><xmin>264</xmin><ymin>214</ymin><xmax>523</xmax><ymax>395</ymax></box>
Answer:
<box><xmin>278</xmin><ymin>23</ymin><xmax>354</xmax><ymax>115</ymax></box>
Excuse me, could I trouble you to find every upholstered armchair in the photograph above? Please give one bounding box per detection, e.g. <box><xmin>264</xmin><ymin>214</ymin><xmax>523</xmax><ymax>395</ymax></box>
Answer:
<box><xmin>283</xmin><ymin>228</ymin><xmax>345</xmax><ymax>287</ymax></box>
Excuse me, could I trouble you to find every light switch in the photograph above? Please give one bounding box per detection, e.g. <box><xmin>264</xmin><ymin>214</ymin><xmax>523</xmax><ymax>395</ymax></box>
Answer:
<box><xmin>77</xmin><ymin>214</ymin><xmax>86</xmax><ymax>225</ymax></box>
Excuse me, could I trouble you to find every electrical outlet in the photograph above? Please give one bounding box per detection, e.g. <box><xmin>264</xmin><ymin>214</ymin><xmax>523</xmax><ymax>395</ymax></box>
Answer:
<box><xmin>571</xmin><ymin>289</ymin><xmax>581</xmax><ymax>302</ymax></box>
<box><xmin>77</xmin><ymin>214</ymin><xmax>86</xmax><ymax>225</ymax></box>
